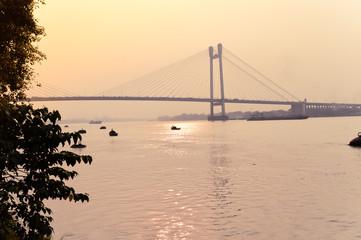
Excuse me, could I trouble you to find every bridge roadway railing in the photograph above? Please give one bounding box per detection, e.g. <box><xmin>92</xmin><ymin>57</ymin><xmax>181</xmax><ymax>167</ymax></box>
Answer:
<box><xmin>29</xmin><ymin>96</ymin><xmax>361</xmax><ymax>109</ymax></box>
<box><xmin>29</xmin><ymin>96</ymin><xmax>299</xmax><ymax>105</ymax></box>
<box><xmin>305</xmin><ymin>102</ymin><xmax>361</xmax><ymax>109</ymax></box>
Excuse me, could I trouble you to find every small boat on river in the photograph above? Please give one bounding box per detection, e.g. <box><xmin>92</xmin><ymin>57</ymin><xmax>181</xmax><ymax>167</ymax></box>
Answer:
<box><xmin>100</xmin><ymin>126</ymin><xmax>106</xmax><ymax>129</ymax></box>
<box><xmin>349</xmin><ymin>132</ymin><xmax>361</xmax><ymax>146</ymax></box>
<box><xmin>171</xmin><ymin>125</ymin><xmax>181</xmax><ymax>130</ymax></box>
<box><xmin>71</xmin><ymin>143</ymin><xmax>86</xmax><ymax>148</ymax></box>
<box><xmin>109</xmin><ymin>129</ymin><xmax>118</xmax><ymax>136</ymax></box>
<box><xmin>78</xmin><ymin>129</ymin><xmax>86</xmax><ymax>134</ymax></box>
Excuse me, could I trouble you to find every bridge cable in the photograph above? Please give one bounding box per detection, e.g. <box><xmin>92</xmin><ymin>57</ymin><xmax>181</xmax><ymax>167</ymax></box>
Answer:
<box><xmin>223</xmin><ymin>55</ymin><xmax>290</xmax><ymax>101</ymax></box>
<box><xmin>223</xmin><ymin>48</ymin><xmax>300</xmax><ymax>101</ymax></box>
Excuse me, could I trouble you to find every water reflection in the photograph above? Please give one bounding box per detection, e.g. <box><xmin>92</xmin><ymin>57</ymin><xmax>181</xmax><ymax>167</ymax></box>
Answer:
<box><xmin>155</xmin><ymin>216</ymin><xmax>193</xmax><ymax>240</ymax></box>
<box><xmin>208</xmin><ymin>143</ymin><xmax>240</xmax><ymax>238</ymax></box>
<box><xmin>47</xmin><ymin>120</ymin><xmax>361</xmax><ymax>239</ymax></box>
<box><xmin>158</xmin><ymin>122</ymin><xmax>201</xmax><ymax>143</ymax></box>
<box><xmin>153</xmin><ymin>189</ymin><xmax>194</xmax><ymax>240</ymax></box>
<box><xmin>146</xmin><ymin>123</ymin><xmax>203</xmax><ymax>239</ymax></box>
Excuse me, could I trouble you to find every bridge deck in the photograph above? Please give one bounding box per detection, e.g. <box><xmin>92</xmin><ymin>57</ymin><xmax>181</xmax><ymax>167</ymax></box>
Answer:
<box><xmin>28</xmin><ymin>96</ymin><xmax>361</xmax><ymax>108</ymax></box>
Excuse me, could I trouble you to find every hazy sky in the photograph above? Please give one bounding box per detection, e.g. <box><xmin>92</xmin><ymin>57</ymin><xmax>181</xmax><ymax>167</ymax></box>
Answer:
<box><xmin>32</xmin><ymin>0</ymin><xmax>361</xmax><ymax>119</ymax></box>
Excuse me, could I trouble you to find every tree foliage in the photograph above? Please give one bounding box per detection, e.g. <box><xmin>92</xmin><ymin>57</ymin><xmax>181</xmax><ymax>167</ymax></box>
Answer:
<box><xmin>0</xmin><ymin>0</ymin><xmax>46</xmax><ymax>101</ymax></box>
<box><xmin>0</xmin><ymin>1</ymin><xmax>94</xmax><ymax>239</ymax></box>
<box><xmin>0</xmin><ymin>102</ymin><xmax>93</xmax><ymax>239</ymax></box>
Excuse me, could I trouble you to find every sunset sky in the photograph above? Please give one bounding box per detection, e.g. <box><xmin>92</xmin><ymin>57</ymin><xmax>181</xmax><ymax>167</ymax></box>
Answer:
<box><xmin>32</xmin><ymin>0</ymin><xmax>361</xmax><ymax>119</ymax></box>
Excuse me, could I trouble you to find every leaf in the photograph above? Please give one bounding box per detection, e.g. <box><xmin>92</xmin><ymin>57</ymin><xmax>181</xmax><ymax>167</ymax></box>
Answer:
<box><xmin>0</xmin><ymin>102</ymin><xmax>93</xmax><ymax>238</ymax></box>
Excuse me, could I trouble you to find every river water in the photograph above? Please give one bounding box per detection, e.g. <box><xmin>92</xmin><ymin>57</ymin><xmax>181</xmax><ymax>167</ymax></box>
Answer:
<box><xmin>47</xmin><ymin>117</ymin><xmax>361</xmax><ymax>240</ymax></box>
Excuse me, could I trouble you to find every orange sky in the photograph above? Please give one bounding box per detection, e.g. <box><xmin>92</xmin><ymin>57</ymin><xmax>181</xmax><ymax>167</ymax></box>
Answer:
<box><xmin>32</xmin><ymin>0</ymin><xmax>361</xmax><ymax>119</ymax></box>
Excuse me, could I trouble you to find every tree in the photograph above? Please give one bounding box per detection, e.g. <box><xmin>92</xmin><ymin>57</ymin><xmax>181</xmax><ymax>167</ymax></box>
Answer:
<box><xmin>0</xmin><ymin>102</ymin><xmax>92</xmax><ymax>239</ymax></box>
<box><xmin>0</xmin><ymin>0</ymin><xmax>46</xmax><ymax>101</ymax></box>
<box><xmin>0</xmin><ymin>1</ymin><xmax>93</xmax><ymax>239</ymax></box>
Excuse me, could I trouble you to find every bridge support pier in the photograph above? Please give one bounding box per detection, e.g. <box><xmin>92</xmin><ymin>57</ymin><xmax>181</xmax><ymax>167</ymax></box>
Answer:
<box><xmin>291</xmin><ymin>100</ymin><xmax>306</xmax><ymax>116</ymax></box>
<box><xmin>208</xmin><ymin>43</ymin><xmax>229</xmax><ymax>121</ymax></box>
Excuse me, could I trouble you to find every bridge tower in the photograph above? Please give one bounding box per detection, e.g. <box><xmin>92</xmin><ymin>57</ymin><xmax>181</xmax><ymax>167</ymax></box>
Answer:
<box><xmin>208</xmin><ymin>43</ymin><xmax>229</xmax><ymax>121</ymax></box>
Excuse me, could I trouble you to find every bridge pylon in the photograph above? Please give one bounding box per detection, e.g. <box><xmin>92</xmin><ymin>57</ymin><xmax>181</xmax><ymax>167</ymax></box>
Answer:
<box><xmin>208</xmin><ymin>43</ymin><xmax>229</xmax><ymax>121</ymax></box>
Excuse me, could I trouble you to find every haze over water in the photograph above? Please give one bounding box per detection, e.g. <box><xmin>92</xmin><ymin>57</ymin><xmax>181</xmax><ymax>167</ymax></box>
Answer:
<box><xmin>47</xmin><ymin>117</ymin><xmax>361</xmax><ymax>240</ymax></box>
<box><xmin>34</xmin><ymin>1</ymin><xmax>361</xmax><ymax>110</ymax></box>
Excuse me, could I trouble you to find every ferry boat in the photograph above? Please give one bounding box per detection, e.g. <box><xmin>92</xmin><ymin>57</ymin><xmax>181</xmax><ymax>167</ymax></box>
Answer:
<box><xmin>247</xmin><ymin>114</ymin><xmax>308</xmax><ymax>121</ymax></box>
<box><xmin>89</xmin><ymin>120</ymin><xmax>102</xmax><ymax>124</ymax></box>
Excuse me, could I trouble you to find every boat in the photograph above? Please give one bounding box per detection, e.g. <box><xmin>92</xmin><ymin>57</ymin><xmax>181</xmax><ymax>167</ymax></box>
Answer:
<box><xmin>100</xmin><ymin>126</ymin><xmax>106</xmax><ymax>129</ymax></box>
<box><xmin>64</xmin><ymin>125</ymin><xmax>69</xmax><ymax>128</ymax></box>
<box><xmin>247</xmin><ymin>114</ymin><xmax>309</xmax><ymax>121</ymax></box>
<box><xmin>349</xmin><ymin>132</ymin><xmax>361</xmax><ymax>146</ymax></box>
<box><xmin>171</xmin><ymin>125</ymin><xmax>181</xmax><ymax>130</ymax></box>
<box><xmin>71</xmin><ymin>143</ymin><xmax>86</xmax><ymax>148</ymax></box>
<box><xmin>78</xmin><ymin>129</ymin><xmax>86</xmax><ymax>134</ymax></box>
<box><xmin>89</xmin><ymin>120</ymin><xmax>102</xmax><ymax>124</ymax></box>
<box><xmin>109</xmin><ymin>129</ymin><xmax>118</xmax><ymax>136</ymax></box>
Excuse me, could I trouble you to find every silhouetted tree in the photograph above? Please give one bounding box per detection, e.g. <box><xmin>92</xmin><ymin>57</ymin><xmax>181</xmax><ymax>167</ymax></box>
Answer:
<box><xmin>0</xmin><ymin>1</ymin><xmax>93</xmax><ymax>239</ymax></box>
<box><xmin>0</xmin><ymin>0</ymin><xmax>46</xmax><ymax>101</ymax></box>
<box><xmin>0</xmin><ymin>103</ymin><xmax>92</xmax><ymax>239</ymax></box>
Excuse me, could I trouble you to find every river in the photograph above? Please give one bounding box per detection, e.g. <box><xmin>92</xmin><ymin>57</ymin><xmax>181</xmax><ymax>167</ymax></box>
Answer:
<box><xmin>47</xmin><ymin>117</ymin><xmax>361</xmax><ymax>240</ymax></box>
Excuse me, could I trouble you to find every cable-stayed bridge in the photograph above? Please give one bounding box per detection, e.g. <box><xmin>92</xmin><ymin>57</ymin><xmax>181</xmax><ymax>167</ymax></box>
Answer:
<box><xmin>28</xmin><ymin>44</ymin><xmax>361</xmax><ymax>120</ymax></box>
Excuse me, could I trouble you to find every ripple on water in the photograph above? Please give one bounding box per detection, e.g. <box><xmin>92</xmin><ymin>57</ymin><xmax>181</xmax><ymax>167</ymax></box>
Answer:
<box><xmin>48</xmin><ymin>119</ymin><xmax>361</xmax><ymax>239</ymax></box>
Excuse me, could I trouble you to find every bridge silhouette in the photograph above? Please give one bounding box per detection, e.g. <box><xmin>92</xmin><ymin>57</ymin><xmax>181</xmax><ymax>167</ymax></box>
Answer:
<box><xmin>28</xmin><ymin>43</ymin><xmax>361</xmax><ymax>120</ymax></box>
